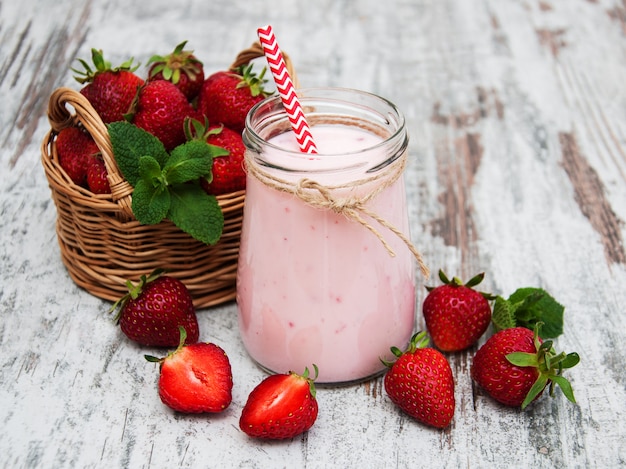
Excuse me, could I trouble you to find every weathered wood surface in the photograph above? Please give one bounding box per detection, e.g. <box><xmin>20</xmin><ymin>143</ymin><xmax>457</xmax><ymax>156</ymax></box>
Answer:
<box><xmin>1</xmin><ymin>0</ymin><xmax>625</xmax><ymax>467</ymax></box>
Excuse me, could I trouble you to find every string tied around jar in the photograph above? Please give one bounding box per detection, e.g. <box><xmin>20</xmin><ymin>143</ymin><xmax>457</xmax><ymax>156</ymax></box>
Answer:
<box><xmin>245</xmin><ymin>149</ymin><xmax>430</xmax><ymax>279</ymax></box>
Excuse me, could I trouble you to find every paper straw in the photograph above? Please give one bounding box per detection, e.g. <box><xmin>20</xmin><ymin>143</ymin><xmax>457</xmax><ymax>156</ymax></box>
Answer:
<box><xmin>257</xmin><ymin>25</ymin><xmax>318</xmax><ymax>154</ymax></box>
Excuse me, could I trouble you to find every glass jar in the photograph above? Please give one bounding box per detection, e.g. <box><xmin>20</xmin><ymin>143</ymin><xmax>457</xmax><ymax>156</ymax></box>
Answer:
<box><xmin>237</xmin><ymin>88</ymin><xmax>425</xmax><ymax>384</ymax></box>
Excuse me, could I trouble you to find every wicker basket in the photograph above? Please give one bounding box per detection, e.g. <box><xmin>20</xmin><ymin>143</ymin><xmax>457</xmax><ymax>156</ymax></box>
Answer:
<box><xmin>41</xmin><ymin>42</ymin><xmax>296</xmax><ymax>308</ymax></box>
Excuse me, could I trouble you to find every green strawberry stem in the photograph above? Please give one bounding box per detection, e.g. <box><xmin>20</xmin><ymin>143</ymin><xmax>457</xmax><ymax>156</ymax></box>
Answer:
<box><xmin>505</xmin><ymin>324</ymin><xmax>580</xmax><ymax>409</ymax></box>
<box><xmin>381</xmin><ymin>331</ymin><xmax>430</xmax><ymax>367</ymax></box>
<box><xmin>72</xmin><ymin>48</ymin><xmax>139</xmax><ymax>84</ymax></box>
<box><xmin>110</xmin><ymin>268</ymin><xmax>166</xmax><ymax>321</ymax></box>
<box><xmin>427</xmin><ymin>269</ymin><xmax>494</xmax><ymax>300</ymax></box>
<box><xmin>147</xmin><ymin>40</ymin><xmax>203</xmax><ymax>84</ymax></box>
<box><xmin>145</xmin><ymin>326</ymin><xmax>187</xmax><ymax>364</ymax></box>
<box><xmin>293</xmin><ymin>365</ymin><xmax>319</xmax><ymax>399</ymax></box>
<box><xmin>234</xmin><ymin>64</ymin><xmax>271</xmax><ymax>98</ymax></box>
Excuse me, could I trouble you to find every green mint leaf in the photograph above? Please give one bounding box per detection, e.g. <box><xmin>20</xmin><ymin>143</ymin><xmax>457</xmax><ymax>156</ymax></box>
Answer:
<box><xmin>164</xmin><ymin>140</ymin><xmax>229</xmax><ymax>185</ymax></box>
<box><xmin>131</xmin><ymin>178</ymin><xmax>171</xmax><ymax>225</ymax></box>
<box><xmin>108</xmin><ymin>121</ymin><xmax>169</xmax><ymax>186</ymax></box>
<box><xmin>167</xmin><ymin>183</ymin><xmax>224</xmax><ymax>244</ymax></box>
<box><xmin>492</xmin><ymin>295</ymin><xmax>516</xmax><ymax>332</ymax></box>
<box><xmin>508</xmin><ymin>288</ymin><xmax>564</xmax><ymax>339</ymax></box>
<box><xmin>139</xmin><ymin>155</ymin><xmax>164</xmax><ymax>184</ymax></box>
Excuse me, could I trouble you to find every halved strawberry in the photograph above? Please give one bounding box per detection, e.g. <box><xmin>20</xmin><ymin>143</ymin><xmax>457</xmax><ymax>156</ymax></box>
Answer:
<box><xmin>239</xmin><ymin>366</ymin><xmax>319</xmax><ymax>439</ymax></box>
<box><xmin>146</xmin><ymin>328</ymin><xmax>233</xmax><ymax>413</ymax></box>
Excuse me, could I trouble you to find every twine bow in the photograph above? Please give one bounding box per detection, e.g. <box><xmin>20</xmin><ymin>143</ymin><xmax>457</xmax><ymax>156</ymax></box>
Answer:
<box><xmin>245</xmin><ymin>150</ymin><xmax>430</xmax><ymax>278</ymax></box>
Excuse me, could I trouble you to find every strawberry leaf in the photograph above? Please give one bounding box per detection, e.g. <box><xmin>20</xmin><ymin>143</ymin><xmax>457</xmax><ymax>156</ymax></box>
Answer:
<box><xmin>521</xmin><ymin>374</ymin><xmax>549</xmax><ymax>409</ymax></box>
<box><xmin>168</xmin><ymin>184</ymin><xmax>223</xmax><ymax>245</ymax></box>
<box><xmin>132</xmin><ymin>179</ymin><xmax>170</xmax><ymax>225</ymax></box>
<box><xmin>108</xmin><ymin>121</ymin><xmax>169</xmax><ymax>186</ymax></box>
<box><xmin>506</xmin><ymin>352</ymin><xmax>539</xmax><ymax>367</ymax></box>
<box><xmin>560</xmin><ymin>352</ymin><xmax>581</xmax><ymax>370</ymax></box>
<box><xmin>549</xmin><ymin>375</ymin><xmax>576</xmax><ymax>404</ymax></box>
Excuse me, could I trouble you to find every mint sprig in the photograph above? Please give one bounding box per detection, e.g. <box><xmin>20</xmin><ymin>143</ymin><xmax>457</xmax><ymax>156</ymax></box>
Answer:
<box><xmin>492</xmin><ymin>287</ymin><xmax>564</xmax><ymax>339</ymax></box>
<box><xmin>108</xmin><ymin>121</ymin><xmax>169</xmax><ymax>185</ymax></box>
<box><xmin>107</xmin><ymin>121</ymin><xmax>229</xmax><ymax>245</ymax></box>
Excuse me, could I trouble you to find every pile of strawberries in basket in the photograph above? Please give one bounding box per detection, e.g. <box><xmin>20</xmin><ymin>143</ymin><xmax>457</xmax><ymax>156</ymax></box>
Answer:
<box><xmin>57</xmin><ymin>41</ymin><xmax>271</xmax><ymax>196</ymax></box>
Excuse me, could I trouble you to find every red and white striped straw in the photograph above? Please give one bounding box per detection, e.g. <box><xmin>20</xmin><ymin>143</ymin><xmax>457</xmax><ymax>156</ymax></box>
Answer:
<box><xmin>257</xmin><ymin>25</ymin><xmax>318</xmax><ymax>154</ymax></box>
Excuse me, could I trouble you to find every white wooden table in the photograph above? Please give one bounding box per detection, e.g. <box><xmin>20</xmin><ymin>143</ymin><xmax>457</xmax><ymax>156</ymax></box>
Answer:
<box><xmin>1</xmin><ymin>0</ymin><xmax>625</xmax><ymax>467</ymax></box>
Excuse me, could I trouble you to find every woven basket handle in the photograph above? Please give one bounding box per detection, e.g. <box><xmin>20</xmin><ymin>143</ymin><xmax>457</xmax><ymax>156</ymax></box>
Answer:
<box><xmin>229</xmin><ymin>41</ymin><xmax>299</xmax><ymax>88</ymax></box>
<box><xmin>47</xmin><ymin>87</ymin><xmax>134</xmax><ymax>216</ymax></box>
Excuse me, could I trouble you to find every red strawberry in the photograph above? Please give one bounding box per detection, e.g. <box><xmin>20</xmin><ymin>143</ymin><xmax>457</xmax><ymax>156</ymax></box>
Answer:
<box><xmin>73</xmin><ymin>49</ymin><xmax>144</xmax><ymax>124</ymax></box>
<box><xmin>145</xmin><ymin>327</ymin><xmax>232</xmax><ymax>413</ymax></box>
<box><xmin>111</xmin><ymin>269</ymin><xmax>199</xmax><ymax>347</ymax></box>
<box><xmin>185</xmin><ymin>118</ymin><xmax>246</xmax><ymax>195</ymax></box>
<box><xmin>125</xmin><ymin>80</ymin><xmax>195</xmax><ymax>151</ymax></box>
<box><xmin>383</xmin><ymin>331</ymin><xmax>455</xmax><ymax>429</ymax></box>
<box><xmin>86</xmin><ymin>155</ymin><xmax>110</xmax><ymax>194</ymax></box>
<box><xmin>147</xmin><ymin>40</ymin><xmax>204</xmax><ymax>101</ymax></box>
<box><xmin>422</xmin><ymin>270</ymin><xmax>493</xmax><ymax>352</ymax></box>
<box><xmin>471</xmin><ymin>326</ymin><xmax>579</xmax><ymax>408</ymax></box>
<box><xmin>56</xmin><ymin>126</ymin><xmax>100</xmax><ymax>186</ymax></box>
<box><xmin>197</xmin><ymin>64</ymin><xmax>271</xmax><ymax>133</ymax></box>
<box><xmin>239</xmin><ymin>366</ymin><xmax>319</xmax><ymax>439</ymax></box>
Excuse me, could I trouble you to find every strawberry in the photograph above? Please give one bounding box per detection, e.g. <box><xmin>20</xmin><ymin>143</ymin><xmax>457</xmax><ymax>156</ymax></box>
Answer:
<box><xmin>197</xmin><ymin>64</ymin><xmax>272</xmax><ymax>133</ymax></box>
<box><xmin>471</xmin><ymin>326</ymin><xmax>579</xmax><ymax>408</ymax></box>
<box><xmin>147</xmin><ymin>40</ymin><xmax>205</xmax><ymax>101</ymax></box>
<box><xmin>56</xmin><ymin>126</ymin><xmax>100</xmax><ymax>186</ymax></box>
<box><xmin>86</xmin><ymin>154</ymin><xmax>110</xmax><ymax>194</ymax></box>
<box><xmin>422</xmin><ymin>270</ymin><xmax>493</xmax><ymax>352</ymax></box>
<box><xmin>125</xmin><ymin>80</ymin><xmax>195</xmax><ymax>151</ymax></box>
<box><xmin>185</xmin><ymin>118</ymin><xmax>246</xmax><ymax>195</ymax></box>
<box><xmin>239</xmin><ymin>366</ymin><xmax>319</xmax><ymax>439</ymax></box>
<box><xmin>111</xmin><ymin>269</ymin><xmax>199</xmax><ymax>347</ymax></box>
<box><xmin>145</xmin><ymin>327</ymin><xmax>233</xmax><ymax>413</ymax></box>
<box><xmin>73</xmin><ymin>49</ymin><xmax>144</xmax><ymax>124</ymax></box>
<box><xmin>383</xmin><ymin>331</ymin><xmax>455</xmax><ymax>429</ymax></box>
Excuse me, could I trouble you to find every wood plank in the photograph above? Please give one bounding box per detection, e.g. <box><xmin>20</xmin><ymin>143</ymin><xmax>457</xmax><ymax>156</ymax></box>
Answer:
<box><xmin>0</xmin><ymin>0</ymin><xmax>624</xmax><ymax>467</ymax></box>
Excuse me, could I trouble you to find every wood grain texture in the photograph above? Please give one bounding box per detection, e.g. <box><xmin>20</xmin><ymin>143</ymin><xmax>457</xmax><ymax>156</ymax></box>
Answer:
<box><xmin>1</xmin><ymin>0</ymin><xmax>625</xmax><ymax>467</ymax></box>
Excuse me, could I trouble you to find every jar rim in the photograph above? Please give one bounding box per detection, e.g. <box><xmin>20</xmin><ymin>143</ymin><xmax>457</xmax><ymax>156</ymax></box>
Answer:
<box><xmin>244</xmin><ymin>87</ymin><xmax>406</xmax><ymax>159</ymax></box>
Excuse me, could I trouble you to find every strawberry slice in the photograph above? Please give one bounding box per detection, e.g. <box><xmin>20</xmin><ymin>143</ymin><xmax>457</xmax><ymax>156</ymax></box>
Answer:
<box><xmin>146</xmin><ymin>327</ymin><xmax>233</xmax><ymax>413</ymax></box>
<box><xmin>239</xmin><ymin>366</ymin><xmax>319</xmax><ymax>439</ymax></box>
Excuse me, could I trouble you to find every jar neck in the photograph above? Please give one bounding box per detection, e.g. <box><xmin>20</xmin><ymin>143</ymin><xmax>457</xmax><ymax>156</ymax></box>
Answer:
<box><xmin>243</xmin><ymin>87</ymin><xmax>408</xmax><ymax>177</ymax></box>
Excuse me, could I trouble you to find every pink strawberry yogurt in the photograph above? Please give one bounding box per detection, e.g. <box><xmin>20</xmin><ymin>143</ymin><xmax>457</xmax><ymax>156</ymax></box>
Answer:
<box><xmin>237</xmin><ymin>89</ymin><xmax>417</xmax><ymax>383</ymax></box>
